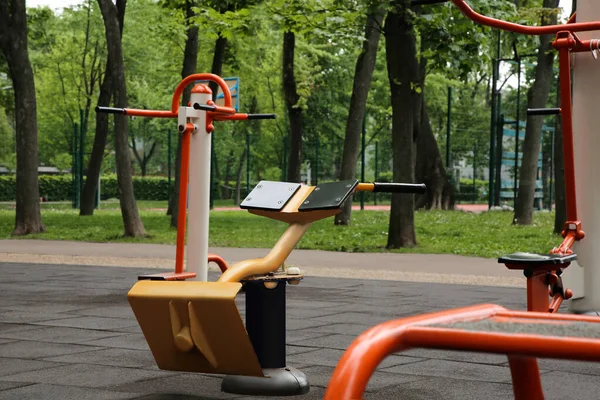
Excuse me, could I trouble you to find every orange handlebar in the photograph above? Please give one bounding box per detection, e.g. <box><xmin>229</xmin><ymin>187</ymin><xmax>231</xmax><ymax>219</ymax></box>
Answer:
<box><xmin>451</xmin><ymin>0</ymin><xmax>600</xmax><ymax>35</ymax></box>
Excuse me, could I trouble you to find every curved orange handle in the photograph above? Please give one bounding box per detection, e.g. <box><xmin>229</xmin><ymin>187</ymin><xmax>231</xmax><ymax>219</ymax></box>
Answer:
<box><xmin>170</xmin><ymin>73</ymin><xmax>233</xmax><ymax>113</ymax></box>
<box><xmin>451</xmin><ymin>0</ymin><xmax>600</xmax><ymax>35</ymax></box>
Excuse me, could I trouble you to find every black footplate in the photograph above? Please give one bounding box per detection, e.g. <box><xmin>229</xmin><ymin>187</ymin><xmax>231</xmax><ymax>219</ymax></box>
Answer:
<box><xmin>240</xmin><ymin>181</ymin><xmax>301</xmax><ymax>211</ymax></box>
<box><xmin>498</xmin><ymin>252</ymin><xmax>577</xmax><ymax>265</ymax></box>
<box><xmin>298</xmin><ymin>180</ymin><xmax>358</xmax><ymax>211</ymax></box>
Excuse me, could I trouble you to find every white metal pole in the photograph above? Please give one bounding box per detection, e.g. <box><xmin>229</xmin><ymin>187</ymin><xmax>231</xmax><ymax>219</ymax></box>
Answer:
<box><xmin>563</xmin><ymin>0</ymin><xmax>600</xmax><ymax>314</ymax></box>
<box><xmin>186</xmin><ymin>86</ymin><xmax>212</xmax><ymax>281</ymax></box>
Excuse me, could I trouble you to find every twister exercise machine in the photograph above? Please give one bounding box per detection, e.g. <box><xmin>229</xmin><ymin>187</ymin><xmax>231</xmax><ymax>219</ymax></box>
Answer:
<box><xmin>97</xmin><ymin>74</ymin><xmax>426</xmax><ymax>396</ymax></box>
<box><xmin>325</xmin><ymin>1</ymin><xmax>600</xmax><ymax>399</ymax></box>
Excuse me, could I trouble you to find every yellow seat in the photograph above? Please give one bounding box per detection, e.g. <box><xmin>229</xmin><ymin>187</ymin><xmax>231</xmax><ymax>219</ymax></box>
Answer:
<box><xmin>128</xmin><ymin>280</ymin><xmax>263</xmax><ymax>376</ymax></box>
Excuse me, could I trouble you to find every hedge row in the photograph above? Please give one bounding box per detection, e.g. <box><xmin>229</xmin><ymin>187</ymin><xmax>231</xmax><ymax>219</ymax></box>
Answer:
<box><xmin>0</xmin><ymin>174</ymin><xmax>173</xmax><ymax>202</ymax></box>
<box><xmin>0</xmin><ymin>174</ymin><xmax>261</xmax><ymax>202</ymax></box>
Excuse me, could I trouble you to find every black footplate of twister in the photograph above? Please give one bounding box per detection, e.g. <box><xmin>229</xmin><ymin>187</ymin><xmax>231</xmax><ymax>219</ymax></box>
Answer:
<box><xmin>240</xmin><ymin>181</ymin><xmax>301</xmax><ymax>211</ymax></box>
<box><xmin>498</xmin><ymin>252</ymin><xmax>577</xmax><ymax>265</ymax></box>
<box><xmin>298</xmin><ymin>180</ymin><xmax>358</xmax><ymax>211</ymax></box>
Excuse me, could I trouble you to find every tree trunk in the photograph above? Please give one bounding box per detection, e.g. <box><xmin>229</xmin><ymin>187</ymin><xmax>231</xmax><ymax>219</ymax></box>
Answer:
<box><xmin>98</xmin><ymin>0</ymin><xmax>145</xmax><ymax>237</ymax></box>
<box><xmin>415</xmin><ymin>100</ymin><xmax>454</xmax><ymax>210</ymax></box>
<box><xmin>81</xmin><ymin>0</ymin><xmax>125</xmax><ymax>215</ymax></box>
<box><xmin>514</xmin><ymin>0</ymin><xmax>559</xmax><ymax>225</ymax></box>
<box><xmin>234</xmin><ymin>146</ymin><xmax>247</xmax><ymax>205</ymax></box>
<box><xmin>0</xmin><ymin>0</ymin><xmax>45</xmax><ymax>235</ymax></box>
<box><xmin>334</xmin><ymin>4</ymin><xmax>385</xmax><ymax>225</ymax></box>
<box><xmin>168</xmin><ymin>0</ymin><xmax>199</xmax><ymax>227</ymax></box>
<box><xmin>283</xmin><ymin>31</ymin><xmax>302</xmax><ymax>183</ymax></box>
<box><xmin>385</xmin><ymin>1</ymin><xmax>419</xmax><ymax>248</ymax></box>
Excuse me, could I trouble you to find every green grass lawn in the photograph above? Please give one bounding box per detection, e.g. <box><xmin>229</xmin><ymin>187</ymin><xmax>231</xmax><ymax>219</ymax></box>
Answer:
<box><xmin>0</xmin><ymin>206</ymin><xmax>560</xmax><ymax>258</ymax></box>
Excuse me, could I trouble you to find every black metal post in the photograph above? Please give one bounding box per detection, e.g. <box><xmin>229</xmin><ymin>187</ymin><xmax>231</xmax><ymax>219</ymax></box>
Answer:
<box><xmin>514</xmin><ymin>57</ymin><xmax>522</xmax><ymax>207</ymax></box>
<box><xmin>488</xmin><ymin>30</ymin><xmax>500</xmax><ymax>209</ymax></box>
<box><xmin>210</xmin><ymin>134</ymin><xmax>215</xmax><ymax>209</ymax></box>
<box><xmin>374</xmin><ymin>141</ymin><xmax>379</xmax><ymax>206</ymax></box>
<box><xmin>245</xmin><ymin>281</ymin><xmax>286</xmax><ymax>368</ymax></box>
<box><xmin>361</xmin><ymin>116</ymin><xmax>366</xmax><ymax>211</ymax></box>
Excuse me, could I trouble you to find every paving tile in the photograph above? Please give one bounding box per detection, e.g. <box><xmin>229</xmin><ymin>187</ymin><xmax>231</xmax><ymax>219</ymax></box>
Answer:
<box><xmin>109</xmin><ymin>373</ymin><xmax>237</xmax><ymax>399</ymax></box>
<box><xmin>69</xmin><ymin>306</ymin><xmax>135</xmax><ymax>319</ymax></box>
<box><xmin>0</xmin><ymin>326</ymin><xmax>125</xmax><ymax>344</ymax></box>
<box><xmin>0</xmin><ymin>304</ymin><xmax>89</xmax><ymax>314</ymax></box>
<box><xmin>0</xmin><ymin>340</ymin><xmax>100</xmax><ymax>359</ymax></box>
<box><xmin>31</xmin><ymin>316</ymin><xmax>137</xmax><ymax>330</ymax></box>
<box><xmin>1</xmin><ymin>363</ymin><xmax>173</xmax><ymax>388</ymax></box>
<box><xmin>84</xmin><ymin>333</ymin><xmax>151</xmax><ymax>351</ymax></box>
<box><xmin>285</xmin><ymin>319</ymin><xmax>329</xmax><ymax>331</ymax></box>
<box><xmin>0</xmin><ymin>382</ymin><xmax>32</xmax><ymax>392</ymax></box>
<box><xmin>401</xmin><ymin>348</ymin><xmax>508</xmax><ymax>366</ymax></box>
<box><xmin>0</xmin><ymin>383</ymin><xmax>138</xmax><ymax>399</ymax></box>
<box><xmin>287</xmin><ymin>330</ymin><xmax>334</xmax><ymax>343</ymax></box>
<box><xmin>296</xmin><ymin>323</ymin><xmax>373</xmax><ymax>336</ymax></box>
<box><xmin>287</xmin><ymin>347</ymin><xmax>422</xmax><ymax>369</ymax></box>
<box><xmin>0</xmin><ymin>358</ymin><xmax>63</xmax><ymax>377</ymax></box>
<box><xmin>309</xmin><ymin>312</ymin><xmax>395</xmax><ymax>327</ymax></box>
<box><xmin>381</xmin><ymin>359</ymin><xmax>514</xmax><ymax>383</ymax></box>
<box><xmin>541</xmin><ymin>370</ymin><xmax>600</xmax><ymax>400</ymax></box>
<box><xmin>0</xmin><ymin>311</ymin><xmax>73</xmax><ymax>324</ymax></box>
<box><xmin>290</xmin><ymin>334</ymin><xmax>360</xmax><ymax>350</ymax></box>
<box><xmin>300</xmin><ymin>364</ymin><xmax>424</xmax><ymax>392</ymax></box>
<box><xmin>366</xmin><ymin>376</ymin><xmax>515</xmax><ymax>400</ymax></box>
<box><xmin>43</xmin><ymin>348</ymin><xmax>158</xmax><ymax>370</ymax></box>
<box><xmin>534</xmin><ymin>358</ymin><xmax>600</xmax><ymax>377</ymax></box>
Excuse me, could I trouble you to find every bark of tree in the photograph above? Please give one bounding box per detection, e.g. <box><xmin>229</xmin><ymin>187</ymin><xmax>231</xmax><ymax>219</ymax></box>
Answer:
<box><xmin>0</xmin><ymin>0</ymin><xmax>45</xmax><ymax>235</ymax></box>
<box><xmin>334</xmin><ymin>4</ymin><xmax>385</xmax><ymax>225</ymax></box>
<box><xmin>283</xmin><ymin>31</ymin><xmax>302</xmax><ymax>183</ymax></box>
<box><xmin>81</xmin><ymin>0</ymin><xmax>125</xmax><ymax>215</ymax></box>
<box><xmin>234</xmin><ymin>147</ymin><xmax>247</xmax><ymax>205</ymax></box>
<box><xmin>97</xmin><ymin>0</ymin><xmax>145</xmax><ymax>237</ymax></box>
<box><xmin>385</xmin><ymin>2</ymin><xmax>420</xmax><ymax>248</ymax></box>
<box><xmin>168</xmin><ymin>0</ymin><xmax>199</xmax><ymax>227</ymax></box>
<box><xmin>415</xmin><ymin>101</ymin><xmax>455</xmax><ymax>210</ymax></box>
<box><xmin>514</xmin><ymin>0</ymin><xmax>559</xmax><ymax>225</ymax></box>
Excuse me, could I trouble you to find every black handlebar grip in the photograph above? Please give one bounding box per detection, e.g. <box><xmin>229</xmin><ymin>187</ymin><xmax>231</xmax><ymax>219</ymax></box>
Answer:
<box><xmin>411</xmin><ymin>0</ymin><xmax>448</xmax><ymax>5</ymax></box>
<box><xmin>527</xmin><ymin>108</ymin><xmax>561</xmax><ymax>116</ymax></box>
<box><xmin>193</xmin><ymin>103</ymin><xmax>217</xmax><ymax>111</ymax></box>
<box><xmin>95</xmin><ymin>106</ymin><xmax>126</xmax><ymax>114</ymax></box>
<box><xmin>247</xmin><ymin>114</ymin><xmax>277</xmax><ymax>120</ymax></box>
<box><xmin>373</xmin><ymin>183</ymin><xmax>427</xmax><ymax>194</ymax></box>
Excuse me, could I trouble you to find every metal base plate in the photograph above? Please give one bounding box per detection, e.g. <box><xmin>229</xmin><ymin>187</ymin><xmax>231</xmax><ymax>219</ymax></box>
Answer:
<box><xmin>240</xmin><ymin>181</ymin><xmax>301</xmax><ymax>211</ymax></box>
<box><xmin>221</xmin><ymin>367</ymin><xmax>310</xmax><ymax>396</ymax></box>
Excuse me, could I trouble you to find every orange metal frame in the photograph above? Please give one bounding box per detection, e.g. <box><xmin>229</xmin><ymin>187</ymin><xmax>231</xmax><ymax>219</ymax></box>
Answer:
<box><xmin>325</xmin><ymin>304</ymin><xmax>600</xmax><ymax>400</ymax></box>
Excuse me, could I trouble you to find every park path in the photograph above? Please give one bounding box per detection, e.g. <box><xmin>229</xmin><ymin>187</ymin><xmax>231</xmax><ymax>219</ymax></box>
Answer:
<box><xmin>0</xmin><ymin>239</ymin><xmax>523</xmax><ymax>288</ymax></box>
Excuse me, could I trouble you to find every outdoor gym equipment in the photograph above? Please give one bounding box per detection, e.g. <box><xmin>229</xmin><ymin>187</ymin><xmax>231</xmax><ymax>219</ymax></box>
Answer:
<box><xmin>98</xmin><ymin>73</ymin><xmax>427</xmax><ymax>396</ymax></box>
<box><xmin>413</xmin><ymin>0</ymin><xmax>600</xmax><ymax>317</ymax></box>
<box><xmin>324</xmin><ymin>2</ymin><xmax>600</xmax><ymax>399</ymax></box>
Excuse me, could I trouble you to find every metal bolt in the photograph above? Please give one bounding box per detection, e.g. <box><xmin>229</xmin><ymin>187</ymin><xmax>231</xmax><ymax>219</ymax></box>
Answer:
<box><xmin>346</xmin><ymin>184</ymin><xmax>352</xmax><ymax>188</ymax></box>
<box><xmin>257</xmin><ymin>185</ymin><xmax>262</xmax><ymax>189</ymax></box>
<box><xmin>289</xmin><ymin>187</ymin><xmax>295</xmax><ymax>191</ymax></box>
<box><xmin>335</xmin><ymin>197</ymin><xmax>341</xmax><ymax>201</ymax></box>
<box><xmin>178</xmin><ymin>125</ymin><xmax>184</xmax><ymax>132</ymax></box>
<box><xmin>246</xmin><ymin>197</ymin><xmax>252</xmax><ymax>202</ymax></box>
<box><xmin>314</xmin><ymin>187</ymin><xmax>320</xmax><ymax>191</ymax></box>
<box><xmin>304</xmin><ymin>201</ymin><xmax>310</xmax><ymax>205</ymax></box>
<box><xmin>277</xmin><ymin>200</ymin><xmax>283</xmax><ymax>204</ymax></box>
